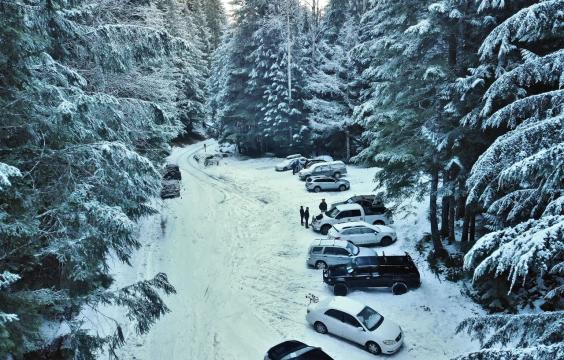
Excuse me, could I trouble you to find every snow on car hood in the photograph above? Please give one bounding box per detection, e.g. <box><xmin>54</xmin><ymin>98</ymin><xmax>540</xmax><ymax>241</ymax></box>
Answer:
<box><xmin>375</xmin><ymin>318</ymin><xmax>401</xmax><ymax>339</ymax></box>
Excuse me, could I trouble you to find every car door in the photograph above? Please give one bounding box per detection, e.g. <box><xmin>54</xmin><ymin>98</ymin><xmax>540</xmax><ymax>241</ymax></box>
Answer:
<box><xmin>324</xmin><ymin>247</ymin><xmax>350</xmax><ymax>266</ymax></box>
<box><xmin>313</xmin><ymin>165</ymin><xmax>328</xmax><ymax>176</ymax></box>
<box><xmin>322</xmin><ymin>309</ymin><xmax>346</xmax><ymax>337</ymax></box>
<box><xmin>360</xmin><ymin>227</ymin><xmax>378</xmax><ymax>244</ymax></box>
<box><xmin>339</xmin><ymin>313</ymin><xmax>366</xmax><ymax>345</ymax></box>
<box><xmin>344</xmin><ymin>228</ymin><xmax>363</xmax><ymax>244</ymax></box>
<box><xmin>335</xmin><ymin>210</ymin><xmax>353</xmax><ymax>224</ymax></box>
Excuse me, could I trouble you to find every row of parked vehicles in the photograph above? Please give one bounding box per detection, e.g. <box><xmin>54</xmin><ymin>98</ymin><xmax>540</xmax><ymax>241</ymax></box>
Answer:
<box><xmin>274</xmin><ymin>154</ymin><xmax>351</xmax><ymax>193</ymax></box>
<box><xmin>267</xmin><ymin>163</ymin><xmax>421</xmax><ymax>359</ymax></box>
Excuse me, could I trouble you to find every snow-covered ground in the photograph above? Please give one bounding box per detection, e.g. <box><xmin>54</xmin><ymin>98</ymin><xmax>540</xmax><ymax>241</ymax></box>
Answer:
<box><xmin>114</xmin><ymin>141</ymin><xmax>483</xmax><ymax>359</ymax></box>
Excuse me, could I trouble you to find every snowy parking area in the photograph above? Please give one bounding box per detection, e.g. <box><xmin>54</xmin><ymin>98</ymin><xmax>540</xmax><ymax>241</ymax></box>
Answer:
<box><xmin>115</xmin><ymin>141</ymin><xmax>483</xmax><ymax>360</ymax></box>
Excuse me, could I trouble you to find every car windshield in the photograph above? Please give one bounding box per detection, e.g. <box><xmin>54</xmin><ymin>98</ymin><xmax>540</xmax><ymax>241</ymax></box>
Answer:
<box><xmin>326</xmin><ymin>208</ymin><xmax>339</xmax><ymax>218</ymax></box>
<box><xmin>347</xmin><ymin>242</ymin><xmax>360</xmax><ymax>256</ymax></box>
<box><xmin>357</xmin><ymin>306</ymin><xmax>384</xmax><ymax>331</ymax></box>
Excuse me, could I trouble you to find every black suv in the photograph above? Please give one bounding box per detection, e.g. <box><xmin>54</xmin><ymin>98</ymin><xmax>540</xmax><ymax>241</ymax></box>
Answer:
<box><xmin>323</xmin><ymin>253</ymin><xmax>421</xmax><ymax>296</ymax></box>
<box><xmin>264</xmin><ymin>340</ymin><xmax>333</xmax><ymax>360</ymax></box>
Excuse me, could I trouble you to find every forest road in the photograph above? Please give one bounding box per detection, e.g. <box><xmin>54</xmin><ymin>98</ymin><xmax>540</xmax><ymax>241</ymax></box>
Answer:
<box><xmin>138</xmin><ymin>142</ymin><xmax>280</xmax><ymax>360</ymax></box>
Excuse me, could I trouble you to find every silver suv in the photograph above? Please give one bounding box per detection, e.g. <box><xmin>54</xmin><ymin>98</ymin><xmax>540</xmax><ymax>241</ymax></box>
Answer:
<box><xmin>298</xmin><ymin>161</ymin><xmax>347</xmax><ymax>181</ymax></box>
<box><xmin>306</xmin><ymin>239</ymin><xmax>375</xmax><ymax>269</ymax></box>
<box><xmin>305</xmin><ymin>176</ymin><xmax>350</xmax><ymax>193</ymax></box>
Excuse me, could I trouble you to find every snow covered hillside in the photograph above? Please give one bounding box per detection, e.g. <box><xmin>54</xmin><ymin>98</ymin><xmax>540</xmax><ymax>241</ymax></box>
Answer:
<box><xmin>114</xmin><ymin>141</ymin><xmax>482</xmax><ymax>359</ymax></box>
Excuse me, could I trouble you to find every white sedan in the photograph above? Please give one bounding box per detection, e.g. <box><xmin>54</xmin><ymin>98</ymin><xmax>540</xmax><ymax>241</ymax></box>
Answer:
<box><xmin>327</xmin><ymin>221</ymin><xmax>397</xmax><ymax>246</ymax></box>
<box><xmin>306</xmin><ymin>297</ymin><xmax>403</xmax><ymax>355</ymax></box>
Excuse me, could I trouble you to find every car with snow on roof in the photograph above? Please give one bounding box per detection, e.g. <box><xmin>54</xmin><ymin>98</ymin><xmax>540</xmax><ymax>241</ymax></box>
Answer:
<box><xmin>306</xmin><ymin>239</ymin><xmax>376</xmax><ymax>270</ymax></box>
<box><xmin>327</xmin><ymin>221</ymin><xmax>397</xmax><ymax>247</ymax></box>
<box><xmin>330</xmin><ymin>195</ymin><xmax>393</xmax><ymax>225</ymax></box>
<box><xmin>306</xmin><ymin>296</ymin><xmax>404</xmax><ymax>355</ymax></box>
<box><xmin>312</xmin><ymin>203</ymin><xmax>389</xmax><ymax>235</ymax></box>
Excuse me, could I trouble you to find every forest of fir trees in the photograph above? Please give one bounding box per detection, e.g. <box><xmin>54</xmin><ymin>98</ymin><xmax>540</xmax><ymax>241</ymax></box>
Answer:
<box><xmin>0</xmin><ymin>0</ymin><xmax>225</xmax><ymax>358</ymax></box>
<box><xmin>208</xmin><ymin>0</ymin><xmax>563</xmax><ymax>359</ymax></box>
<box><xmin>0</xmin><ymin>0</ymin><xmax>562</xmax><ymax>358</ymax></box>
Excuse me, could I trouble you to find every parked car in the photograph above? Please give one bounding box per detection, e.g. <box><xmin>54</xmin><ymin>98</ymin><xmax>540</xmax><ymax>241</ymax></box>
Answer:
<box><xmin>313</xmin><ymin>204</ymin><xmax>392</xmax><ymax>235</ymax></box>
<box><xmin>306</xmin><ymin>239</ymin><xmax>375</xmax><ymax>269</ymax></box>
<box><xmin>327</xmin><ymin>221</ymin><xmax>397</xmax><ymax>246</ymax></box>
<box><xmin>303</xmin><ymin>159</ymin><xmax>325</xmax><ymax>169</ymax></box>
<box><xmin>264</xmin><ymin>340</ymin><xmax>333</xmax><ymax>360</ymax></box>
<box><xmin>163</xmin><ymin>164</ymin><xmax>181</xmax><ymax>181</ymax></box>
<box><xmin>323</xmin><ymin>253</ymin><xmax>421</xmax><ymax>295</ymax></box>
<box><xmin>204</xmin><ymin>154</ymin><xmax>221</xmax><ymax>166</ymax></box>
<box><xmin>306</xmin><ymin>297</ymin><xmax>404</xmax><ymax>355</ymax></box>
<box><xmin>305</xmin><ymin>176</ymin><xmax>350</xmax><ymax>193</ymax></box>
<box><xmin>160</xmin><ymin>180</ymin><xmax>180</xmax><ymax>199</ymax></box>
<box><xmin>330</xmin><ymin>195</ymin><xmax>393</xmax><ymax>225</ymax></box>
<box><xmin>298</xmin><ymin>161</ymin><xmax>347</xmax><ymax>181</ymax></box>
<box><xmin>286</xmin><ymin>154</ymin><xmax>303</xmax><ymax>160</ymax></box>
<box><xmin>275</xmin><ymin>157</ymin><xmax>307</xmax><ymax>171</ymax></box>
<box><xmin>303</xmin><ymin>156</ymin><xmax>334</xmax><ymax>169</ymax></box>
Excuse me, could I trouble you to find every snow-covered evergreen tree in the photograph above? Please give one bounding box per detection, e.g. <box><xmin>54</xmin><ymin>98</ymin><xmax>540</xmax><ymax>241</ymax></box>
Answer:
<box><xmin>304</xmin><ymin>0</ymin><xmax>363</xmax><ymax>159</ymax></box>
<box><xmin>0</xmin><ymin>0</ymin><xmax>210</xmax><ymax>356</ymax></box>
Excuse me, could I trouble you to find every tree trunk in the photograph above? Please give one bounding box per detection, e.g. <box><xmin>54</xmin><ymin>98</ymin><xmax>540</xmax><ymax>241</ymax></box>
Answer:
<box><xmin>440</xmin><ymin>195</ymin><xmax>449</xmax><ymax>238</ymax></box>
<box><xmin>469</xmin><ymin>213</ymin><xmax>476</xmax><ymax>243</ymax></box>
<box><xmin>461</xmin><ymin>206</ymin><xmax>470</xmax><ymax>244</ymax></box>
<box><xmin>345</xmin><ymin>129</ymin><xmax>351</xmax><ymax>162</ymax></box>
<box><xmin>430</xmin><ymin>158</ymin><xmax>445</xmax><ymax>255</ymax></box>
<box><xmin>448</xmin><ymin>182</ymin><xmax>456</xmax><ymax>244</ymax></box>
<box><xmin>456</xmin><ymin>184</ymin><xmax>466</xmax><ymax>220</ymax></box>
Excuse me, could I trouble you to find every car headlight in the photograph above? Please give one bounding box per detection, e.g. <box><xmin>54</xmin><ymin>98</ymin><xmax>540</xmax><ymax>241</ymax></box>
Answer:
<box><xmin>383</xmin><ymin>340</ymin><xmax>396</xmax><ymax>345</ymax></box>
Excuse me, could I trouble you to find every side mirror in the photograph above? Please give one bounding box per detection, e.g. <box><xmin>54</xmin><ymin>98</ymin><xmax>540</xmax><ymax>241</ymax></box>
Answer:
<box><xmin>357</xmin><ymin>326</ymin><xmax>365</xmax><ymax>332</ymax></box>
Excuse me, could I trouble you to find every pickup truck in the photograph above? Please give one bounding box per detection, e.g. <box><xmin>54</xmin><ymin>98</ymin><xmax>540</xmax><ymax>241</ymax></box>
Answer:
<box><xmin>322</xmin><ymin>253</ymin><xmax>421</xmax><ymax>296</ymax></box>
<box><xmin>330</xmin><ymin>195</ymin><xmax>393</xmax><ymax>225</ymax></box>
<box><xmin>312</xmin><ymin>203</ymin><xmax>391</xmax><ymax>235</ymax></box>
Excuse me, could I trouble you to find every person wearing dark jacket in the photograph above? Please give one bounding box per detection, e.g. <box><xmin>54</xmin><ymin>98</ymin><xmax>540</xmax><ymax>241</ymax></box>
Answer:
<box><xmin>300</xmin><ymin>206</ymin><xmax>305</xmax><ymax>226</ymax></box>
<box><xmin>304</xmin><ymin>207</ymin><xmax>310</xmax><ymax>228</ymax></box>
<box><xmin>319</xmin><ymin>199</ymin><xmax>328</xmax><ymax>213</ymax></box>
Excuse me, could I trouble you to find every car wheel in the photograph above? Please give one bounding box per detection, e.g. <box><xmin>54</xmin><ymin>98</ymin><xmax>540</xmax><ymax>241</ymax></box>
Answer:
<box><xmin>320</xmin><ymin>225</ymin><xmax>331</xmax><ymax>235</ymax></box>
<box><xmin>334</xmin><ymin>172</ymin><xmax>341</xmax><ymax>179</ymax></box>
<box><xmin>314</xmin><ymin>186</ymin><xmax>321</xmax><ymax>193</ymax></box>
<box><xmin>338</xmin><ymin>184</ymin><xmax>346</xmax><ymax>191</ymax></box>
<box><xmin>366</xmin><ymin>341</ymin><xmax>381</xmax><ymax>355</ymax></box>
<box><xmin>380</xmin><ymin>236</ymin><xmax>393</xmax><ymax>246</ymax></box>
<box><xmin>373</xmin><ymin>220</ymin><xmax>386</xmax><ymax>225</ymax></box>
<box><xmin>392</xmin><ymin>282</ymin><xmax>408</xmax><ymax>295</ymax></box>
<box><xmin>315</xmin><ymin>261</ymin><xmax>327</xmax><ymax>270</ymax></box>
<box><xmin>314</xmin><ymin>321</ymin><xmax>328</xmax><ymax>334</ymax></box>
<box><xmin>334</xmin><ymin>283</ymin><xmax>348</xmax><ymax>296</ymax></box>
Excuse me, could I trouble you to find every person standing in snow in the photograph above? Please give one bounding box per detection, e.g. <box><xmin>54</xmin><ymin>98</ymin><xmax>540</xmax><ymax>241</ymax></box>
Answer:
<box><xmin>204</xmin><ymin>143</ymin><xmax>207</xmax><ymax>152</ymax></box>
<box><xmin>292</xmin><ymin>160</ymin><xmax>298</xmax><ymax>175</ymax></box>
<box><xmin>319</xmin><ymin>199</ymin><xmax>328</xmax><ymax>213</ymax></box>
<box><xmin>304</xmin><ymin>207</ymin><xmax>310</xmax><ymax>228</ymax></box>
<box><xmin>300</xmin><ymin>206</ymin><xmax>305</xmax><ymax>226</ymax></box>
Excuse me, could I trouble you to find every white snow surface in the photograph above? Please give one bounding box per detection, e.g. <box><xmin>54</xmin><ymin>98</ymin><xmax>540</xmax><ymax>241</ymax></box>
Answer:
<box><xmin>112</xmin><ymin>141</ymin><xmax>482</xmax><ymax>360</ymax></box>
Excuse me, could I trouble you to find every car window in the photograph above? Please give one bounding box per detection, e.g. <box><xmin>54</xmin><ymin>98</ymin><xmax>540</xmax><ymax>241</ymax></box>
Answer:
<box><xmin>324</xmin><ymin>309</ymin><xmax>344</xmax><ymax>321</ymax></box>
<box><xmin>341</xmin><ymin>229</ymin><xmax>352</xmax><ymax>235</ymax></box>
<box><xmin>333</xmin><ymin>248</ymin><xmax>349</xmax><ymax>256</ymax></box>
<box><xmin>336</xmin><ymin>211</ymin><xmax>350</xmax><ymax>219</ymax></box>
<box><xmin>323</xmin><ymin>247</ymin><xmax>337</xmax><ymax>255</ymax></box>
<box><xmin>350</xmin><ymin>210</ymin><xmax>362</xmax><ymax>217</ymax></box>
<box><xmin>311</xmin><ymin>247</ymin><xmax>323</xmax><ymax>254</ymax></box>
<box><xmin>361</xmin><ymin>228</ymin><xmax>375</xmax><ymax>234</ymax></box>
<box><xmin>342</xmin><ymin>313</ymin><xmax>362</xmax><ymax>328</ymax></box>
